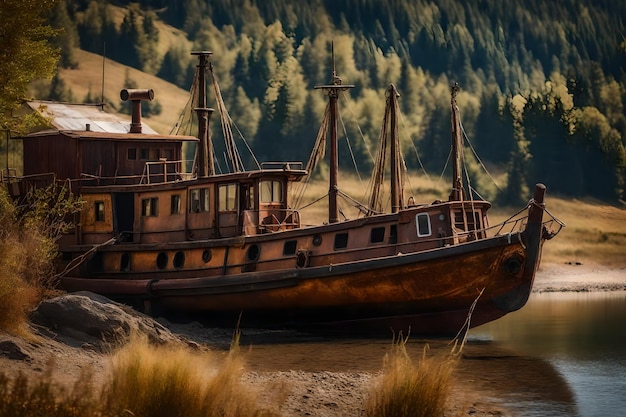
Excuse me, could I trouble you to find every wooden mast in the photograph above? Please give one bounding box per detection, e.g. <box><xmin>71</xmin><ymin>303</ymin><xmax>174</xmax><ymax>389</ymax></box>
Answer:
<box><xmin>389</xmin><ymin>84</ymin><xmax>402</xmax><ymax>213</ymax></box>
<box><xmin>449</xmin><ymin>82</ymin><xmax>464</xmax><ymax>201</ymax></box>
<box><xmin>192</xmin><ymin>51</ymin><xmax>215</xmax><ymax>177</ymax></box>
<box><xmin>314</xmin><ymin>45</ymin><xmax>354</xmax><ymax>223</ymax></box>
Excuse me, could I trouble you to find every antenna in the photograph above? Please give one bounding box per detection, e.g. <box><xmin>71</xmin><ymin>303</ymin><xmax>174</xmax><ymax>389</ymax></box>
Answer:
<box><xmin>100</xmin><ymin>42</ymin><xmax>106</xmax><ymax>109</ymax></box>
<box><xmin>331</xmin><ymin>41</ymin><xmax>336</xmax><ymax>80</ymax></box>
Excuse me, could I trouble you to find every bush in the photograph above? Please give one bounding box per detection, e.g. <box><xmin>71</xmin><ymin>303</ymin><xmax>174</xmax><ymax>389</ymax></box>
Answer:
<box><xmin>0</xmin><ymin>183</ymin><xmax>82</xmax><ymax>335</ymax></box>
<box><xmin>366</xmin><ymin>336</ymin><xmax>459</xmax><ymax>417</ymax></box>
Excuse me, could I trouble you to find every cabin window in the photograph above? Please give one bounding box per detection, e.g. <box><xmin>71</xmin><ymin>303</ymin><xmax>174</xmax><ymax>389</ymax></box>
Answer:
<box><xmin>170</xmin><ymin>194</ymin><xmax>181</xmax><ymax>214</ymax></box>
<box><xmin>218</xmin><ymin>183</ymin><xmax>237</xmax><ymax>211</ymax></box>
<box><xmin>127</xmin><ymin>148</ymin><xmax>137</xmax><ymax>160</ymax></box>
<box><xmin>370</xmin><ymin>227</ymin><xmax>385</xmax><ymax>243</ymax></box>
<box><xmin>189</xmin><ymin>188</ymin><xmax>210</xmax><ymax>213</ymax></box>
<box><xmin>260</xmin><ymin>180</ymin><xmax>283</xmax><ymax>203</ymax></box>
<box><xmin>141</xmin><ymin>197</ymin><xmax>159</xmax><ymax>217</ymax></box>
<box><xmin>283</xmin><ymin>240</ymin><xmax>297</xmax><ymax>255</ymax></box>
<box><xmin>334</xmin><ymin>232</ymin><xmax>349</xmax><ymax>250</ymax></box>
<box><xmin>389</xmin><ymin>224</ymin><xmax>398</xmax><ymax>244</ymax></box>
<box><xmin>416</xmin><ymin>213</ymin><xmax>432</xmax><ymax>237</ymax></box>
<box><xmin>95</xmin><ymin>201</ymin><xmax>105</xmax><ymax>222</ymax></box>
<box><xmin>241</xmin><ymin>184</ymin><xmax>255</xmax><ymax>210</ymax></box>
<box><xmin>140</xmin><ymin>148</ymin><xmax>159</xmax><ymax>160</ymax></box>
<box><xmin>162</xmin><ymin>148</ymin><xmax>174</xmax><ymax>160</ymax></box>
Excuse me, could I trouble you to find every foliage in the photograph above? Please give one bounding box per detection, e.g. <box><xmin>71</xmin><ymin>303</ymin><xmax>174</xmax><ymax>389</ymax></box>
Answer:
<box><xmin>0</xmin><ymin>0</ymin><xmax>60</xmax><ymax>133</ymax></box>
<box><xmin>0</xmin><ymin>184</ymin><xmax>82</xmax><ymax>335</ymax></box>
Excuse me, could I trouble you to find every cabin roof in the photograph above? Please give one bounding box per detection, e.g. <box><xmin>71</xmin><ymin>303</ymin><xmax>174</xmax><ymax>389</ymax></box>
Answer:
<box><xmin>24</xmin><ymin>129</ymin><xmax>199</xmax><ymax>142</ymax></box>
<box><xmin>25</xmin><ymin>100</ymin><xmax>160</xmax><ymax>134</ymax></box>
<box><xmin>21</xmin><ymin>101</ymin><xmax>197</xmax><ymax>142</ymax></box>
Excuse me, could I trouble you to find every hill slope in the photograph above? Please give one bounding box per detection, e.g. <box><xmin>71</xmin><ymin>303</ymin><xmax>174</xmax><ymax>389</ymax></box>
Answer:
<box><xmin>59</xmin><ymin>49</ymin><xmax>191</xmax><ymax>134</ymax></box>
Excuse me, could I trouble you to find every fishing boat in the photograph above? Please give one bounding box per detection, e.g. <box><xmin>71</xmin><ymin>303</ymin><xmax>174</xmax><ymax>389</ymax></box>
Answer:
<box><xmin>5</xmin><ymin>51</ymin><xmax>563</xmax><ymax>335</ymax></box>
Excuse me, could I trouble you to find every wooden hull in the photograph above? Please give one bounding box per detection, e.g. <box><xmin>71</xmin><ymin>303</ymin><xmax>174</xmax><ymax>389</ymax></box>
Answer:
<box><xmin>61</xmin><ymin>229</ymin><xmax>543</xmax><ymax>335</ymax></box>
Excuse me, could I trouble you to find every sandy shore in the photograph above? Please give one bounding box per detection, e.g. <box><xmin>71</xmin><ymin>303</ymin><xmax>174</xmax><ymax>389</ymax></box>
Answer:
<box><xmin>533</xmin><ymin>263</ymin><xmax>626</xmax><ymax>292</ymax></box>
<box><xmin>1</xmin><ymin>264</ymin><xmax>624</xmax><ymax>416</ymax></box>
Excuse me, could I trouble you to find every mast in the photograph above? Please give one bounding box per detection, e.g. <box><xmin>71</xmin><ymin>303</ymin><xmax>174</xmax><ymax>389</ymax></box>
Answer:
<box><xmin>314</xmin><ymin>45</ymin><xmax>354</xmax><ymax>223</ymax></box>
<box><xmin>192</xmin><ymin>51</ymin><xmax>215</xmax><ymax>177</ymax></box>
<box><xmin>449</xmin><ymin>82</ymin><xmax>464</xmax><ymax>201</ymax></box>
<box><xmin>389</xmin><ymin>84</ymin><xmax>402</xmax><ymax>213</ymax></box>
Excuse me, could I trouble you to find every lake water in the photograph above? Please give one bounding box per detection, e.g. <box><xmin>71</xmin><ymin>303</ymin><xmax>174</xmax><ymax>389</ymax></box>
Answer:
<box><xmin>469</xmin><ymin>291</ymin><xmax>626</xmax><ymax>416</ymax></box>
<box><xmin>236</xmin><ymin>290</ymin><xmax>626</xmax><ymax>416</ymax></box>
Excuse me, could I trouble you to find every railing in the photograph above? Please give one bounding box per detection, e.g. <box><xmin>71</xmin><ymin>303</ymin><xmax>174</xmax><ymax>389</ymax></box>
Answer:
<box><xmin>260</xmin><ymin>161</ymin><xmax>304</xmax><ymax>171</ymax></box>
<box><xmin>140</xmin><ymin>159</ymin><xmax>194</xmax><ymax>184</ymax></box>
<box><xmin>256</xmin><ymin>209</ymin><xmax>301</xmax><ymax>233</ymax></box>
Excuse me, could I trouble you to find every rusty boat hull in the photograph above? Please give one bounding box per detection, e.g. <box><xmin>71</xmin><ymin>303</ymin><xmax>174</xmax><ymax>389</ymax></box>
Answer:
<box><xmin>60</xmin><ymin>204</ymin><xmax>545</xmax><ymax>335</ymax></box>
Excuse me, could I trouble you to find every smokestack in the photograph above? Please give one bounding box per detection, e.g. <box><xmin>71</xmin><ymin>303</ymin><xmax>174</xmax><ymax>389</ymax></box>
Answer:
<box><xmin>120</xmin><ymin>88</ymin><xmax>154</xmax><ymax>133</ymax></box>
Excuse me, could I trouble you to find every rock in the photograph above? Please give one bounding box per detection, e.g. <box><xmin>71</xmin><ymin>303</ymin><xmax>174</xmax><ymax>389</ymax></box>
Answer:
<box><xmin>0</xmin><ymin>339</ymin><xmax>31</xmax><ymax>361</ymax></box>
<box><xmin>31</xmin><ymin>291</ymin><xmax>181</xmax><ymax>351</ymax></box>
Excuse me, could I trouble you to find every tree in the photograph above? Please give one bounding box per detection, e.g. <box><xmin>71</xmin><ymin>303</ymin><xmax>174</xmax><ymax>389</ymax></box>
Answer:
<box><xmin>47</xmin><ymin>0</ymin><xmax>79</xmax><ymax>69</ymax></box>
<box><xmin>572</xmin><ymin>106</ymin><xmax>626</xmax><ymax>200</ymax></box>
<box><xmin>523</xmin><ymin>89</ymin><xmax>579</xmax><ymax>196</ymax></box>
<box><xmin>0</xmin><ymin>0</ymin><xmax>59</xmax><ymax>132</ymax></box>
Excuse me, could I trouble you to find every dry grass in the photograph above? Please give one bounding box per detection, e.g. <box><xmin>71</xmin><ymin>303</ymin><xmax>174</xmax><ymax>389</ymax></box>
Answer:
<box><xmin>102</xmin><ymin>334</ymin><xmax>276</xmax><ymax>417</ymax></box>
<box><xmin>0</xmin><ymin>185</ymin><xmax>82</xmax><ymax>336</ymax></box>
<box><xmin>0</xmin><ymin>188</ymin><xmax>41</xmax><ymax>336</ymax></box>
<box><xmin>491</xmin><ymin>196</ymin><xmax>626</xmax><ymax>268</ymax></box>
<box><xmin>0</xmin><ymin>335</ymin><xmax>278</xmax><ymax>417</ymax></box>
<box><xmin>58</xmin><ymin>49</ymin><xmax>191</xmax><ymax>134</ymax></box>
<box><xmin>366</xmin><ymin>336</ymin><xmax>458</xmax><ymax>417</ymax></box>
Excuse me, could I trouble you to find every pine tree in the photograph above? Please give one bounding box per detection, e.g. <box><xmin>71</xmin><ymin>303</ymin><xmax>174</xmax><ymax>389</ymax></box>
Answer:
<box><xmin>0</xmin><ymin>0</ymin><xmax>59</xmax><ymax>132</ymax></box>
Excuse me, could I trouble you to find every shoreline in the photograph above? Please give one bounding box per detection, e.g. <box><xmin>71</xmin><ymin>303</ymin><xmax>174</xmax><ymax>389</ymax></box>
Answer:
<box><xmin>1</xmin><ymin>264</ymin><xmax>625</xmax><ymax>417</ymax></box>
<box><xmin>533</xmin><ymin>263</ymin><xmax>626</xmax><ymax>293</ymax></box>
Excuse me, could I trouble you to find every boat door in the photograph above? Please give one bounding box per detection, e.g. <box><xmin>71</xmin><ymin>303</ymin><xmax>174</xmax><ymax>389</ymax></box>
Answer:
<box><xmin>217</xmin><ymin>183</ymin><xmax>238</xmax><ymax>237</ymax></box>
<box><xmin>239</xmin><ymin>182</ymin><xmax>258</xmax><ymax>235</ymax></box>
<box><xmin>113</xmin><ymin>192</ymin><xmax>135</xmax><ymax>242</ymax></box>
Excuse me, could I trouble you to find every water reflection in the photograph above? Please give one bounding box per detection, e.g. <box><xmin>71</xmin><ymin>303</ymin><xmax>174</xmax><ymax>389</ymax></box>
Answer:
<box><xmin>470</xmin><ymin>291</ymin><xmax>626</xmax><ymax>417</ymax></box>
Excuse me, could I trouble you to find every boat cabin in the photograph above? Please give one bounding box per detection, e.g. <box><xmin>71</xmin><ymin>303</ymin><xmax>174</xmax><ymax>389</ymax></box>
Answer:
<box><xmin>74</xmin><ymin>167</ymin><xmax>306</xmax><ymax>246</ymax></box>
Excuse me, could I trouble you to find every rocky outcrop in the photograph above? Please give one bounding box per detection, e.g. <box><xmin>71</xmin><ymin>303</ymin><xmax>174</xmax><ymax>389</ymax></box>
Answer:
<box><xmin>31</xmin><ymin>291</ymin><xmax>181</xmax><ymax>351</ymax></box>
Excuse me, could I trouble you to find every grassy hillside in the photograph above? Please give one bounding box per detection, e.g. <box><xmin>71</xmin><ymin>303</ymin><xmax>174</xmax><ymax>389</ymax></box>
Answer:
<box><xmin>58</xmin><ymin>49</ymin><xmax>190</xmax><ymax>134</ymax></box>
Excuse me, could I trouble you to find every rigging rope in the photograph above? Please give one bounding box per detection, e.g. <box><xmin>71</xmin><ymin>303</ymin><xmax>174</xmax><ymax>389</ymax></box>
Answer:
<box><xmin>209</xmin><ymin>63</ymin><xmax>245</xmax><ymax>173</ymax></box>
<box><xmin>337</xmin><ymin>98</ymin><xmax>362</xmax><ymax>183</ymax></box>
<box><xmin>460</xmin><ymin>120</ymin><xmax>503</xmax><ymax>192</ymax></box>
<box><xmin>293</xmin><ymin>102</ymin><xmax>331</xmax><ymax>209</ymax></box>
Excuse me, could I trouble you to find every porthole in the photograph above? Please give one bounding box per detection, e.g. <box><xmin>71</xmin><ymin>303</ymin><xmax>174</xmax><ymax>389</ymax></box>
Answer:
<box><xmin>120</xmin><ymin>253</ymin><xmax>130</xmax><ymax>272</ymax></box>
<box><xmin>156</xmin><ymin>252</ymin><xmax>168</xmax><ymax>270</ymax></box>
<box><xmin>246</xmin><ymin>244</ymin><xmax>260</xmax><ymax>262</ymax></box>
<box><xmin>296</xmin><ymin>250</ymin><xmax>309</xmax><ymax>268</ymax></box>
<box><xmin>202</xmin><ymin>249</ymin><xmax>212</xmax><ymax>263</ymax></box>
<box><xmin>503</xmin><ymin>257</ymin><xmax>522</xmax><ymax>275</ymax></box>
<box><xmin>312</xmin><ymin>235</ymin><xmax>322</xmax><ymax>246</ymax></box>
<box><xmin>173</xmin><ymin>251</ymin><xmax>185</xmax><ymax>270</ymax></box>
<box><xmin>283</xmin><ymin>240</ymin><xmax>297</xmax><ymax>255</ymax></box>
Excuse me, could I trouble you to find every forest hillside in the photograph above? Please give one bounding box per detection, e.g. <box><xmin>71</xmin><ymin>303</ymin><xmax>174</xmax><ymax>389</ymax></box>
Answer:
<box><xmin>40</xmin><ymin>0</ymin><xmax>626</xmax><ymax>203</ymax></box>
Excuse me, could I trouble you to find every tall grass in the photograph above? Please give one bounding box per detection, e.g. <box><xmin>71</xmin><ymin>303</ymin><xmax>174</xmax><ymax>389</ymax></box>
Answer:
<box><xmin>0</xmin><ymin>335</ymin><xmax>278</xmax><ymax>417</ymax></box>
<box><xmin>0</xmin><ymin>184</ymin><xmax>82</xmax><ymax>335</ymax></box>
<box><xmin>366</xmin><ymin>335</ymin><xmax>459</xmax><ymax>417</ymax></box>
<box><xmin>102</xmin><ymin>334</ymin><xmax>275</xmax><ymax>417</ymax></box>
